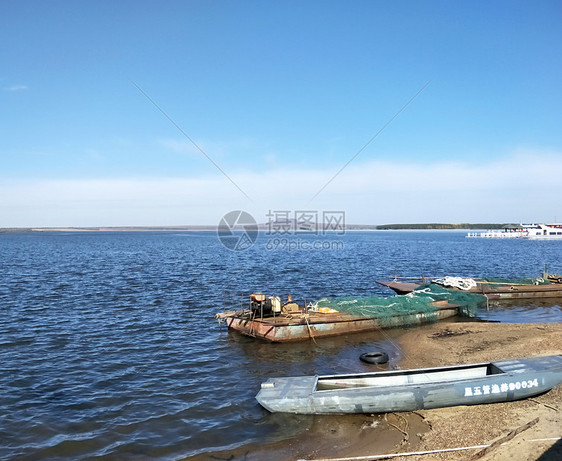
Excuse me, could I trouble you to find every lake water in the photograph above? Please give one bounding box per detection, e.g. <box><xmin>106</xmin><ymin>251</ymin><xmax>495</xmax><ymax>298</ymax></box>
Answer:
<box><xmin>1</xmin><ymin>230</ymin><xmax>561</xmax><ymax>459</ymax></box>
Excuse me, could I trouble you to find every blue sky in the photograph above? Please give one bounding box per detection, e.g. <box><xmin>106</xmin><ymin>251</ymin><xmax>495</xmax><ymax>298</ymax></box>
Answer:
<box><xmin>1</xmin><ymin>0</ymin><xmax>561</xmax><ymax>226</ymax></box>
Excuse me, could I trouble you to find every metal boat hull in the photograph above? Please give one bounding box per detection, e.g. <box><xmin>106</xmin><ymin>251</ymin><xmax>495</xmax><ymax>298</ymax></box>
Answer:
<box><xmin>256</xmin><ymin>355</ymin><xmax>562</xmax><ymax>414</ymax></box>
<box><xmin>376</xmin><ymin>280</ymin><xmax>562</xmax><ymax>300</ymax></box>
<box><xmin>224</xmin><ymin>302</ymin><xmax>457</xmax><ymax>342</ymax></box>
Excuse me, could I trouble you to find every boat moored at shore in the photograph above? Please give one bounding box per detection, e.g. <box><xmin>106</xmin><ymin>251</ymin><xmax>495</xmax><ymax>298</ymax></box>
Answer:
<box><xmin>216</xmin><ymin>293</ymin><xmax>459</xmax><ymax>342</ymax></box>
<box><xmin>256</xmin><ymin>355</ymin><xmax>562</xmax><ymax>414</ymax></box>
<box><xmin>377</xmin><ymin>273</ymin><xmax>562</xmax><ymax>300</ymax></box>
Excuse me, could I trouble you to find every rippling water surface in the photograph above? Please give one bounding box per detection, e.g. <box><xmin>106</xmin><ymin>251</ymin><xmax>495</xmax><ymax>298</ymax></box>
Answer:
<box><xmin>1</xmin><ymin>231</ymin><xmax>561</xmax><ymax>459</ymax></box>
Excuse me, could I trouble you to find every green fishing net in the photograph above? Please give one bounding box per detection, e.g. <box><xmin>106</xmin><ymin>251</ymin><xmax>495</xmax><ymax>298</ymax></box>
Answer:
<box><xmin>314</xmin><ymin>284</ymin><xmax>486</xmax><ymax>326</ymax></box>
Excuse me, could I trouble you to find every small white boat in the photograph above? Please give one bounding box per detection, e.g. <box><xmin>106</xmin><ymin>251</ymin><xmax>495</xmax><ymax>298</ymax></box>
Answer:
<box><xmin>256</xmin><ymin>355</ymin><xmax>562</xmax><ymax>414</ymax></box>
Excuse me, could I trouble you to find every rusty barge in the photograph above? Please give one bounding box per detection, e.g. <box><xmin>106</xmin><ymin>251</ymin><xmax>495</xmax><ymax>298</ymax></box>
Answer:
<box><xmin>376</xmin><ymin>273</ymin><xmax>562</xmax><ymax>301</ymax></box>
<box><xmin>216</xmin><ymin>293</ymin><xmax>459</xmax><ymax>342</ymax></box>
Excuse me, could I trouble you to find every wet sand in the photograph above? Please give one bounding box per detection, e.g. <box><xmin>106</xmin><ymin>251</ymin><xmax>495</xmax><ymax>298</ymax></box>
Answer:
<box><xmin>189</xmin><ymin>410</ymin><xmax>430</xmax><ymax>460</ymax></box>
<box><xmin>394</xmin><ymin>322</ymin><xmax>561</xmax><ymax>461</ymax></box>
<box><xmin>190</xmin><ymin>322</ymin><xmax>561</xmax><ymax>460</ymax></box>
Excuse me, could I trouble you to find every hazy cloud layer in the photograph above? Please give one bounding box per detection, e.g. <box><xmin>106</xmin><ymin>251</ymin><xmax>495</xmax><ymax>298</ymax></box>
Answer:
<box><xmin>1</xmin><ymin>151</ymin><xmax>560</xmax><ymax>227</ymax></box>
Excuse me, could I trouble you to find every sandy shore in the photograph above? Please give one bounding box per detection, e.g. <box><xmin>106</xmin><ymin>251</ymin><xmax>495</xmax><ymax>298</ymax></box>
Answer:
<box><xmin>190</xmin><ymin>322</ymin><xmax>561</xmax><ymax>461</ymax></box>
<box><xmin>393</xmin><ymin>322</ymin><xmax>561</xmax><ymax>461</ymax></box>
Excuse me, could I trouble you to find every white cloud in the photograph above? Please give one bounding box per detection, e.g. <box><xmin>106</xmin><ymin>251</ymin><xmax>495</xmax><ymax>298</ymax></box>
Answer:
<box><xmin>159</xmin><ymin>139</ymin><xmax>200</xmax><ymax>156</ymax></box>
<box><xmin>85</xmin><ymin>149</ymin><xmax>105</xmax><ymax>161</ymax></box>
<box><xmin>3</xmin><ymin>84</ymin><xmax>28</xmax><ymax>92</ymax></box>
<box><xmin>0</xmin><ymin>150</ymin><xmax>560</xmax><ymax>227</ymax></box>
<box><xmin>159</xmin><ymin>137</ymin><xmax>258</xmax><ymax>158</ymax></box>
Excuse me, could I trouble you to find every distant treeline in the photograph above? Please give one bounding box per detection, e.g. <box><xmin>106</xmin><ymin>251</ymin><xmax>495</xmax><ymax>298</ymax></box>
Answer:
<box><xmin>372</xmin><ymin>223</ymin><xmax>511</xmax><ymax>230</ymax></box>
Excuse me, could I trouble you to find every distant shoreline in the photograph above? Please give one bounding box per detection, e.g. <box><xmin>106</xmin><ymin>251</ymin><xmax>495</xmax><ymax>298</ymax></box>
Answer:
<box><xmin>0</xmin><ymin>223</ymin><xmax>511</xmax><ymax>233</ymax></box>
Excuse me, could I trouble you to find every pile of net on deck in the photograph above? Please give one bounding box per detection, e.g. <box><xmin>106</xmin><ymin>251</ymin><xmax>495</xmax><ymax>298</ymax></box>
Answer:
<box><xmin>312</xmin><ymin>284</ymin><xmax>486</xmax><ymax>327</ymax></box>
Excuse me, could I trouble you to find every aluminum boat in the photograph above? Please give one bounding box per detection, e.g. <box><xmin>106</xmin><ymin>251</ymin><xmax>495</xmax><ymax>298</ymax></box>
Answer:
<box><xmin>256</xmin><ymin>355</ymin><xmax>562</xmax><ymax>414</ymax></box>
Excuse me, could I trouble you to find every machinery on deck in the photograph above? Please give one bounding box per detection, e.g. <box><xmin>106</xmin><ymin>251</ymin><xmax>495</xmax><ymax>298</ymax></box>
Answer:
<box><xmin>249</xmin><ymin>293</ymin><xmax>301</xmax><ymax>318</ymax></box>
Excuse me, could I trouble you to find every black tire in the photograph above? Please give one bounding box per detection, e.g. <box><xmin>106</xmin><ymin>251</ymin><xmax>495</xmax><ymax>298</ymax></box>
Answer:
<box><xmin>359</xmin><ymin>351</ymin><xmax>389</xmax><ymax>364</ymax></box>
